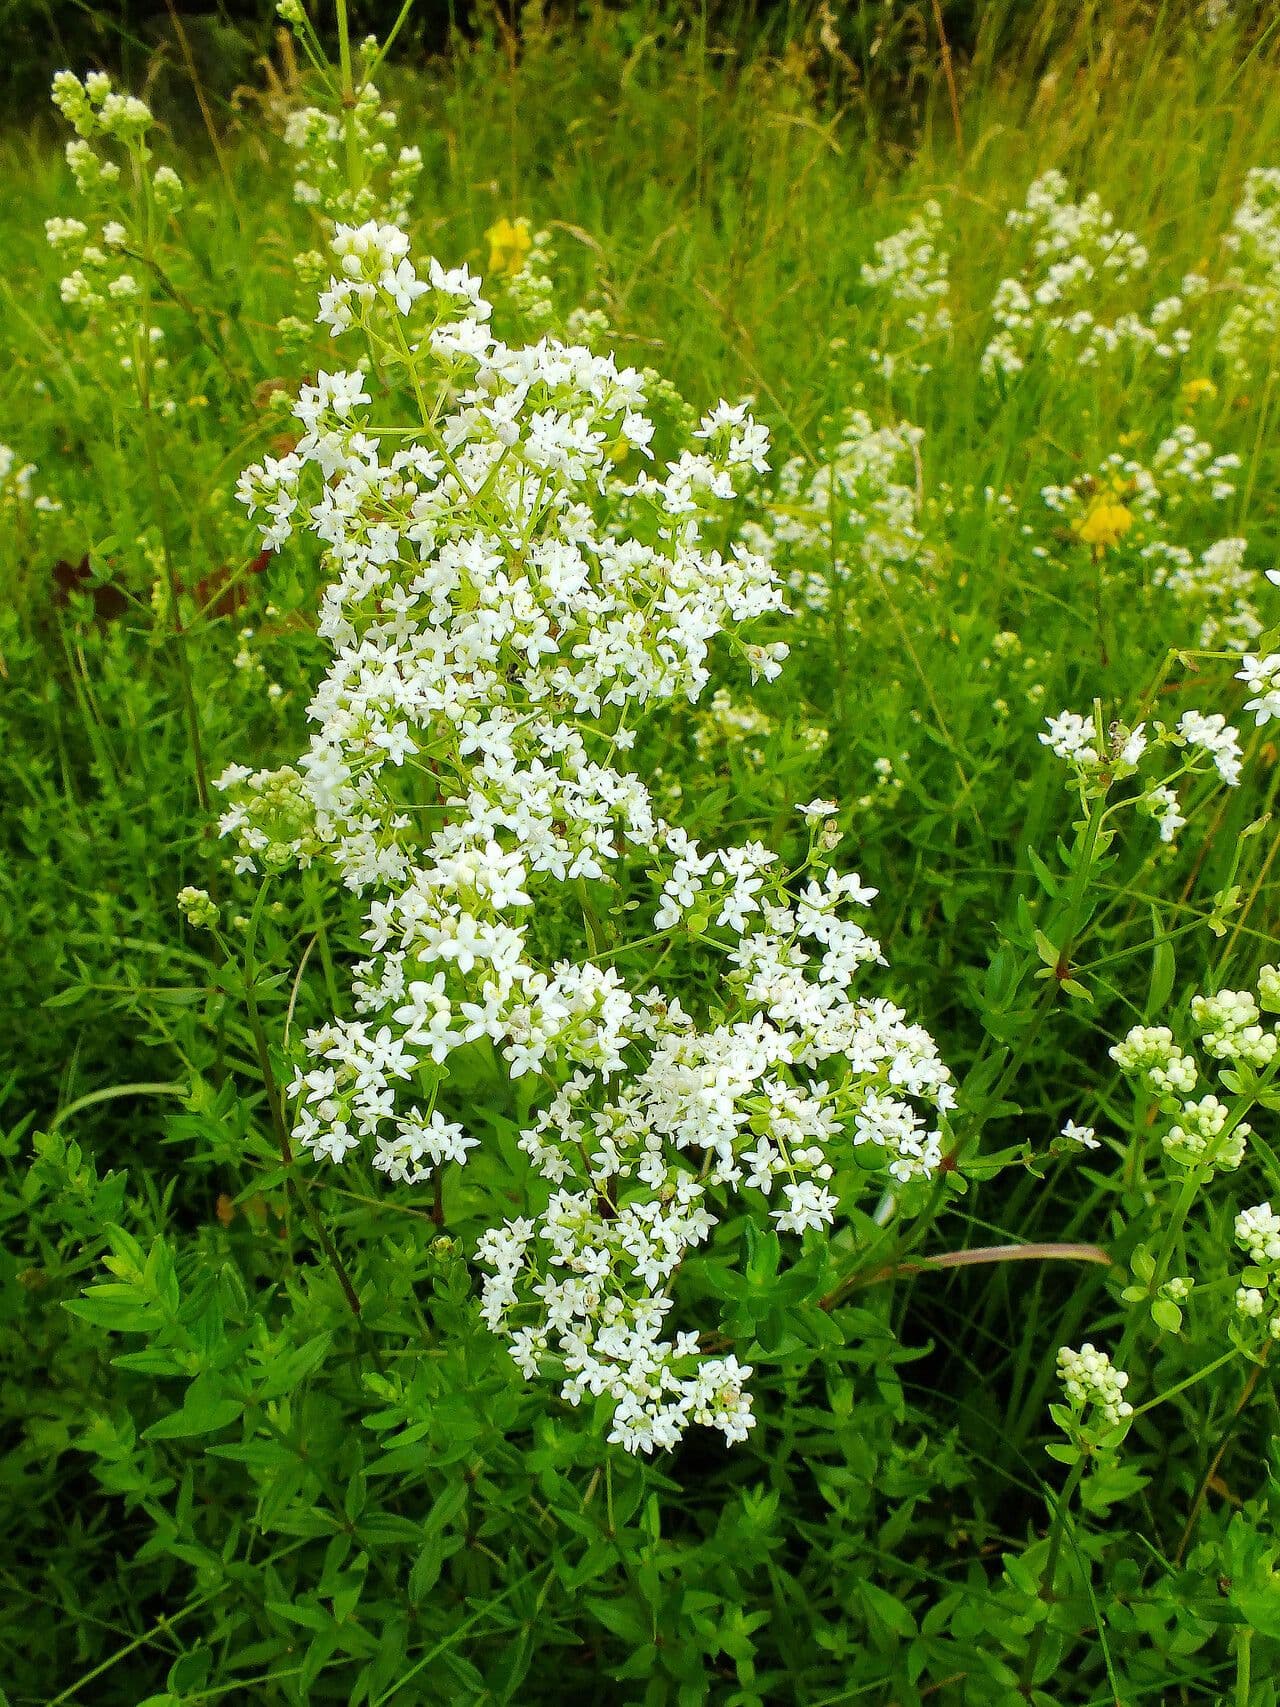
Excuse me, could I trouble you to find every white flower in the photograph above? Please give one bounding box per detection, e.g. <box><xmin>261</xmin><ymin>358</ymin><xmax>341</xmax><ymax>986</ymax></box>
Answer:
<box><xmin>1060</xmin><ymin>1119</ymin><xmax>1100</xmax><ymax>1150</ymax></box>
<box><xmin>382</xmin><ymin>258</ymin><xmax>428</xmax><ymax>315</ymax></box>
<box><xmin>1237</xmin><ymin>654</ymin><xmax>1280</xmax><ymax>726</ymax></box>
<box><xmin>799</xmin><ymin>799</ymin><xmax>839</xmax><ymax>823</ymax></box>
<box><xmin>1176</xmin><ymin>709</ymin><xmax>1242</xmax><ymax>785</ymax></box>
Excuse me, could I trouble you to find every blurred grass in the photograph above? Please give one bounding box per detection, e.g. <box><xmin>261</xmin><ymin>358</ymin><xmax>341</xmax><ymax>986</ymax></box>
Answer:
<box><xmin>5</xmin><ymin>1</ymin><xmax>1280</xmax><ymax>443</ymax></box>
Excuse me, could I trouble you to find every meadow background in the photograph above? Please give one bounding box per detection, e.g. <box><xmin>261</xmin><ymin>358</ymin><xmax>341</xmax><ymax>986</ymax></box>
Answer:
<box><xmin>3</xmin><ymin>1</ymin><xmax>1280</xmax><ymax>1703</ymax></box>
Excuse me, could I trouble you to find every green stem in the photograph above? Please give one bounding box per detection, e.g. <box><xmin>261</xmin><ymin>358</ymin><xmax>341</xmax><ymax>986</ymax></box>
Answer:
<box><xmin>1020</xmin><ymin>1456</ymin><xmax>1086</xmax><ymax>1695</ymax></box>
<box><xmin>133</xmin><ymin>170</ymin><xmax>211</xmax><ymax>815</ymax></box>
<box><xmin>334</xmin><ymin>0</ymin><xmax>362</xmax><ymax>193</ymax></box>
<box><xmin>1129</xmin><ymin>1348</ymin><xmax>1238</xmax><ymax>1417</ymax></box>
<box><xmin>1236</xmin><ymin>1627</ymin><xmax>1252</xmax><ymax>1707</ymax></box>
<box><xmin>237</xmin><ymin>888</ymin><xmax>371</xmax><ymax>1335</ymax></box>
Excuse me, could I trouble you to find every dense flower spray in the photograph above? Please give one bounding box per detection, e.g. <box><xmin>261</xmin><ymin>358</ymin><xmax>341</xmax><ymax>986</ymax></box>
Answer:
<box><xmin>983</xmin><ymin>170</ymin><xmax>1190</xmax><ymax>380</ymax></box>
<box><xmin>1218</xmin><ymin>166</ymin><xmax>1280</xmax><ymax>381</ymax></box>
<box><xmin>222</xmin><ymin>220</ymin><xmax>955</xmax><ymax>1452</ymax></box>
<box><xmin>859</xmin><ymin>201</ymin><xmax>952</xmax><ymax>382</ymax></box>
<box><xmin>46</xmin><ymin>71</ymin><xmax>185</xmax><ymax>416</ymax></box>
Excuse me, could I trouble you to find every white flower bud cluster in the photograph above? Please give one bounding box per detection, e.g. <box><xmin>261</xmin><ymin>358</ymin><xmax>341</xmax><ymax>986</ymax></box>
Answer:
<box><xmin>283</xmin><ymin>52</ymin><xmax>422</xmax><ymax>231</ymax></box>
<box><xmin>1112</xmin><ymin>965</ymin><xmax>1279</xmax><ymax>1177</ymax></box>
<box><xmin>1110</xmin><ymin>1026</ymin><xmax>1199</xmax><ymax>1098</ymax></box>
<box><xmin>1038</xmin><ymin>708</ymin><xmax>1242</xmax><ymax>841</ymax></box>
<box><xmin>1233</xmin><ymin>1203</ymin><xmax>1280</xmax><ymax>1338</ymax></box>
<box><xmin>224</xmin><ymin>222</ymin><xmax>955</xmax><ymax>1452</ymax></box>
<box><xmin>52</xmin><ymin>68</ymin><xmax>153</xmax><ymax>146</ymax></box>
<box><xmin>1191</xmin><ymin>989</ymin><xmax>1277</xmax><ymax>1068</ymax></box>
<box><xmin>860</xmin><ymin>200</ymin><xmax>951</xmax><ymax>382</ymax></box>
<box><xmin>983</xmin><ymin>171</ymin><xmax>1190</xmax><ymax>380</ymax></box>
<box><xmin>47</xmin><ymin>73</ymin><xmax>183</xmax><ymax>412</ymax></box>
<box><xmin>739</xmin><ymin>410</ymin><xmax>927</xmax><ymax>614</ymax></box>
<box><xmin>1236</xmin><ymin>1202</ymin><xmax>1280</xmax><ymax>1267</ymax></box>
<box><xmin>1057</xmin><ymin>1342</ymin><xmax>1134</xmax><ymax>1427</ymax></box>
<box><xmin>177</xmin><ymin>886</ymin><xmax>220</xmax><ymax>931</ymax></box>
<box><xmin>1163</xmin><ymin>1094</ymin><xmax>1248</xmax><ymax>1171</ymax></box>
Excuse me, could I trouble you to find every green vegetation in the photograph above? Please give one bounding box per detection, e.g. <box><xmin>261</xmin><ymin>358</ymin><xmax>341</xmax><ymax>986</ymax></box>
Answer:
<box><xmin>3</xmin><ymin>3</ymin><xmax>1280</xmax><ymax>1703</ymax></box>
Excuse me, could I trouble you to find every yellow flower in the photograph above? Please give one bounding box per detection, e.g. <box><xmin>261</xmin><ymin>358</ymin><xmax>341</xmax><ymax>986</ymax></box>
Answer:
<box><xmin>485</xmin><ymin>215</ymin><xmax>533</xmax><ymax>278</ymax></box>
<box><xmin>1182</xmin><ymin>377</ymin><xmax>1218</xmax><ymax>406</ymax></box>
<box><xmin>1075</xmin><ymin>499</ymin><xmax>1134</xmax><ymax>551</ymax></box>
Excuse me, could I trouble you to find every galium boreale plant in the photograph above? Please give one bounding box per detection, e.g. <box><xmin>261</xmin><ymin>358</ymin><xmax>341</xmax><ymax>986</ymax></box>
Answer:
<box><xmin>275</xmin><ymin>1</ymin><xmax>422</xmax><ymax>240</ymax></box>
<box><xmin>982</xmin><ymin>169</ymin><xmax>1192</xmax><ymax>382</ymax></box>
<box><xmin>1033</xmin><ymin>955</ymin><xmax>1280</xmax><ymax>1696</ymax></box>
<box><xmin>47</xmin><ymin>70</ymin><xmax>186</xmax><ymax>420</ymax></box>
<box><xmin>222</xmin><ymin>213</ymin><xmax>958</xmax><ymax>1454</ymax></box>
<box><xmin>1217</xmin><ymin>165</ymin><xmax>1280</xmax><ymax>386</ymax></box>
<box><xmin>858</xmin><ymin>199</ymin><xmax>952</xmax><ymax>388</ymax></box>
<box><xmin>956</xmin><ymin>660</ymin><xmax>1277</xmax><ymax>1696</ymax></box>
<box><xmin>46</xmin><ymin>70</ymin><xmax>220</xmax><ymax>808</ymax></box>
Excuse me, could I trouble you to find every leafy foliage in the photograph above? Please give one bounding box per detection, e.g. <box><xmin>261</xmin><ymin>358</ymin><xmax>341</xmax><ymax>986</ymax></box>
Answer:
<box><xmin>2</xmin><ymin>3</ymin><xmax>1280</xmax><ymax>1704</ymax></box>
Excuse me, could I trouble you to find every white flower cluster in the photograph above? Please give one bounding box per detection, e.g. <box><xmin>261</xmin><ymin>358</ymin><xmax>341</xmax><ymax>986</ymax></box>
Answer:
<box><xmin>740</xmin><ymin>409</ymin><xmax>927</xmax><ymax>614</ymax></box>
<box><xmin>1190</xmin><ymin>988</ymin><xmax>1277</xmax><ymax>1069</ymax></box>
<box><xmin>1041</xmin><ymin>440</ymin><xmax>1238</xmax><ymax>527</ymax></box>
<box><xmin>1151</xmin><ymin>426</ymin><xmax>1241</xmax><ymax>502</ymax></box>
<box><xmin>860</xmin><ymin>200</ymin><xmax>951</xmax><ymax>381</ymax></box>
<box><xmin>1039</xmin><ymin>706</ymin><xmax>1242</xmax><ymax>842</ymax></box>
<box><xmin>1237</xmin><ymin>654</ymin><xmax>1280</xmax><ymax>726</ymax></box>
<box><xmin>283</xmin><ymin>50</ymin><xmax>422</xmax><ymax>231</ymax></box>
<box><xmin>224</xmin><ymin>222</ymin><xmax>954</xmax><ymax>1453</ymax></box>
<box><xmin>1110</xmin><ymin>1025</ymin><xmax>1200</xmax><ymax>1098</ymax></box>
<box><xmin>1218</xmin><ymin>168</ymin><xmax>1280</xmax><ymax>382</ymax></box>
<box><xmin>1111</xmin><ymin>966</ymin><xmax>1279</xmax><ymax>1174</ymax></box>
<box><xmin>1148</xmin><ymin>537</ymin><xmax>1262</xmax><ymax>652</ymax></box>
<box><xmin>0</xmin><ymin>442</ymin><xmax>59</xmax><ymax>516</ymax></box>
<box><xmin>1233</xmin><ymin>1203</ymin><xmax>1280</xmax><ymax>1336</ymax></box>
<box><xmin>47</xmin><ymin>72</ymin><xmax>183</xmax><ymax>412</ymax></box>
<box><xmin>983</xmin><ymin>171</ymin><xmax>1189</xmax><ymax>379</ymax></box>
<box><xmin>1057</xmin><ymin>1342</ymin><xmax>1133</xmax><ymax>1427</ymax></box>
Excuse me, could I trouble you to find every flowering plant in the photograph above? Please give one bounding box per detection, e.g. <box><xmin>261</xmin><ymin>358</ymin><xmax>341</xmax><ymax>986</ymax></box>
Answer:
<box><xmin>224</xmin><ymin>218</ymin><xmax>955</xmax><ymax>1450</ymax></box>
